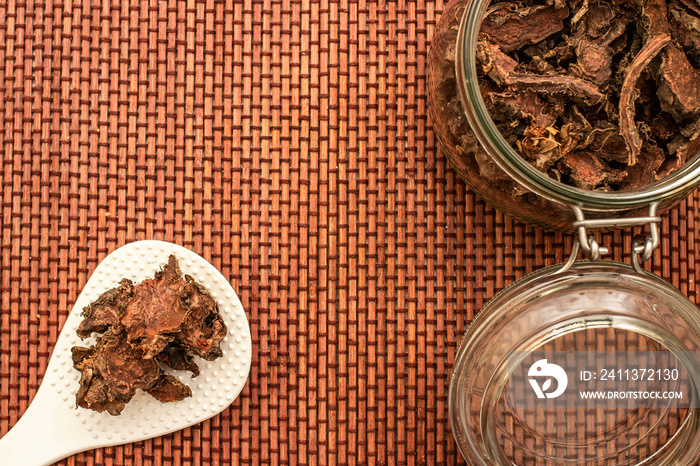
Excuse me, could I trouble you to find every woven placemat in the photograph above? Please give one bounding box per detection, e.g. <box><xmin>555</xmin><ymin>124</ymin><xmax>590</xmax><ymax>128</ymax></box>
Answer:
<box><xmin>1</xmin><ymin>0</ymin><xmax>699</xmax><ymax>464</ymax></box>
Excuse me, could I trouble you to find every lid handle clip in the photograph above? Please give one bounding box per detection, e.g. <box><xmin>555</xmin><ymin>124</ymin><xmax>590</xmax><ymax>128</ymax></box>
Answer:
<box><xmin>559</xmin><ymin>203</ymin><xmax>661</xmax><ymax>273</ymax></box>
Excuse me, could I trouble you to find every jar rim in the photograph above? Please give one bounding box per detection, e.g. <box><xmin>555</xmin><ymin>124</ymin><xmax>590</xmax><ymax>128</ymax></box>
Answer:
<box><xmin>456</xmin><ymin>0</ymin><xmax>700</xmax><ymax>211</ymax></box>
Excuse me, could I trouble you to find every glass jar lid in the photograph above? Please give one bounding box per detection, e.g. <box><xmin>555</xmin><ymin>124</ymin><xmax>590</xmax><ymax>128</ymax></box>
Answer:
<box><xmin>450</xmin><ymin>261</ymin><xmax>700</xmax><ymax>465</ymax></box>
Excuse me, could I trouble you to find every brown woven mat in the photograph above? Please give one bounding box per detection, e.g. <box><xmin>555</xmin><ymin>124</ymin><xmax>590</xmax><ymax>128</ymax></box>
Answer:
<box><xmin>1</xmin><ymin>0</ymin><xmax>699</xmax><ymax>464</ymax></box>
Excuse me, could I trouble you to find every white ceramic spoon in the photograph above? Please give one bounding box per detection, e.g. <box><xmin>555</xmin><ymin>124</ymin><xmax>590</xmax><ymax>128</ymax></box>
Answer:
<box><xmin>0</xmin><ymin>241</ymin><xmax>252</xmax><ymax>465</ymax></box>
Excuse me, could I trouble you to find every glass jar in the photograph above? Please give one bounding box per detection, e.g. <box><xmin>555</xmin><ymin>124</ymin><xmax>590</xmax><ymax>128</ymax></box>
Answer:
<box><xmin>427</xmin><ymin>0</ymin><xmax>700</xmax><ymax>231</ymax></box>
<box><xmin>449</xmin><ymin>261</ymin><xmax>700</xmax><ymax>465</ymax></box>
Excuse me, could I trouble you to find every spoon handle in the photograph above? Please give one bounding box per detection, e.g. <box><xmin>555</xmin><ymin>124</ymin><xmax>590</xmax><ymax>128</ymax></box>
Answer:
<box><xmin>0</xmin><ymin>390</ymin><xmax>88</xmax><ymax>466</ymax></box>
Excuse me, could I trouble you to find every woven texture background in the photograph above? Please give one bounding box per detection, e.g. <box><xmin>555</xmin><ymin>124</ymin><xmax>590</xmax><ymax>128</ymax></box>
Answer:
<box><xmin>1</xmin><ymin>0</ymin><xmax>699</xmax><ymax>464</ymax></box>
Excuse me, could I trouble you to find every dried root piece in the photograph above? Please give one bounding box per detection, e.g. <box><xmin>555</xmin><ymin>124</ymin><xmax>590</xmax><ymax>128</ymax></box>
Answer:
<box><xmin>477</xmin><ymin>35</ymin><xmax>518</xmax><ymax>85</ymax></box>
<box><xmin>559</xmin><ymin>151</ymin><xmax>627</xmax><ymax>190</ymax></box>
<box><xmin>481</xmin><ymin>5</ymin><xmax>570</xmax><ymax>52</ymax></box>
<box><xmin>77</xmin><ymin>280</ymin><xmax>133</xmax><ymax>338</ymax></box>
<box><xmin>618</xmin><ymin>34</ymin><xmax>671</xmax><ymax>165</ymax></box>
<box><xmin>572</xmin><ymin>40</ymin><xmax>613</xmax><ymax>85</ymax></box>
<box><xmin>625</xmin><ymin>145</ymin><xmax>667</xmax><ymax>188</ymax></box>
<box><xmin>658</xmin><ymin>45</ymin><xmax>700</xmax><ymax>119</ymax></box>
<box><xmin>120</xmin><ymin>255</ymin><xmax>190</xmax><ymax>358</ymax></box>
<box><xmin>72</xmin><ymin>329</ymin><xmax>161</xmax><ymax>416</ymax></box>
<box><xmin>665</xmin><ymin>131</ymin><xmax>700</xmax><ymax>174</ymax></box>
<box><xmin>642</xmin><ymin>0</ymin><xmax>672</xmax><ymax>37</ymax></box>
<box><xmin>158</xmin><ymin>343</ymin><xmax>201</xmax><ymax>377</ymax></box>
<box><xmin>72</xmin><ymin>255</ymin><xmax>227</xmax><ymax>415</ymax></box>
<box><xmin>670</xmin><ymin>6</ymin><xmax>700</xmax><ymax>58</ymax></box>
<box><xmin>176</xmin><ymin>277</ymin><xmax>227</xmax><ymax>360</ymax></box>
<box><xmin>505</xmin><ymin>72</ymin><xmax>606</xmax><ymax>106</ymax></box>
<box><xmin>147</xmin><ymin>374</ymin><xmax>192</xmax><ymax>402</ymax></box>
<box><xmin>489</xmin><ymin>91</ymin><xmax>557</xmax><ymax>129</ymax></box>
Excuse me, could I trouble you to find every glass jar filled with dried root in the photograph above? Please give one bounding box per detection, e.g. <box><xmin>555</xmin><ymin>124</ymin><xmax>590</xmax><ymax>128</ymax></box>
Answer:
<box><xmin>430</xmin><ymin>1</ymin><xmax>700</xmax><ymax>465</ymax></box>
<box><xmin>428</xmin><ymin>0</ymin><xmax>700</xmax><ymax>231</ymax></box>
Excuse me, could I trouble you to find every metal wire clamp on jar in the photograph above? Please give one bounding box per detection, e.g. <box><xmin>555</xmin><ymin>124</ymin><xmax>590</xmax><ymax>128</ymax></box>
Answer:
<box><xmin>427</xmin><ymin>0</ymin><xmax>700</xmax><ymax>464</ymax></box>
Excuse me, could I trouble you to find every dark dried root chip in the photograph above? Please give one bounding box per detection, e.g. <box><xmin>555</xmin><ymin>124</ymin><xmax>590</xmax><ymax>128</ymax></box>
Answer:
<box><xmin>120</xmin><ymin>255</ymin><xmax>189</xmax><ymax>358</ymax></box>
<box><xmin>73</xmin><ymin>329</ymin><xmax>161</xmax><ymax>416</ymax></box>
<box><xmin>158</xmin><ymin>343</ymin><xmax>201</xmax><ymax>377</ymax></box>
<box><xmin>147</xmin><ymin>374</ymin><xmax>193</xmax><ymax>403</ymax></box>
<box><xmin>559</xmin><ymin>151</ymin><xmax>615</xmax><ymax>190</ymax></box>
<box><xmin>505</xmin><ymin>72</ymin><xmax>606</xmax><ymax>106</ymax></box>
<box><xmin>572</xmin><ymin>40</ymin><xmax>613</xmax><ymax>85</ymax></box>
<box><xmin>481</xmin><ymin>5</ymin><xmax>570</xmax><ymax>53</ymax></box>
<box><xmin>658</xmin><ymin>45</ymin><xmax>700</xmax><ymax>119</ymax></box>
<box><xmin>77</xmin><ymin>279</ymin><xmax>133</xmax><ymax>338</ymax></box>
<box><xmin>619</xmin><ymin>34</ymin><xmax>670</xmax><ymax>165</ymax></box>
<box><xmin>175</xmin><ymin>277</ymin><xmax>228</xmax><ymax>360</ymax></box>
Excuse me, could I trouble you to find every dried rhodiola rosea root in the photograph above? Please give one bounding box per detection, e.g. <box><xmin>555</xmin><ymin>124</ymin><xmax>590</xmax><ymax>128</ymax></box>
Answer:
<box><xmin>71</xmin><ymin>255</ymin><xmax>227</xmax><ymax>415</ymax></box>
<box><xmin>442</xmin><ymin>0</ymin><xmax>700</xmax><ymax>191</ymax></box>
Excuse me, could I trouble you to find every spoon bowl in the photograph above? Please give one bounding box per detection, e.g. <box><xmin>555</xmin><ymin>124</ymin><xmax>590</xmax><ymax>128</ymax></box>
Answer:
<box><xmin>0</xmin><ymin>241</ymin><xmax>252</xmax><ymax>465</ymax></box>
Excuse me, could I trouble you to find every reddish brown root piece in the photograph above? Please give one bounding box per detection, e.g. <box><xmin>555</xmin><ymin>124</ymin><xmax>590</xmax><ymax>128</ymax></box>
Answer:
<box><xmin>73</xmin><ymin>329</ymin><xmax>162</xmax><ymax>416</ymax></box>
<box><xmin>481</xmin><ymin>5</ymin><xmax>570</xmax><ymax>52</ymax></box>
<box><xmin>72</xmin><ymin>255</ymin><xmax>227</xmax><ymax>415</ymax></box>
<box><xmin>642</xmin><ymin>0</ymin><xmax>671</xmax><ymax>37</ymax></box>
<box><xmin>618</xmin><ymin>34</ymin><xmax>671</xmax><ymax>165</ymax></box>
<box><xmin>505</xmin><ymin>73</ymin><xmax>605</xmax><ymax>106</ymax></box>
<box><xmin>147</xmin><ymin>374</ymin><xmax>193</xmax><ymax>403</ymax></box>
<box><xmin>158</xmin><ymin>343</ymin><xmax>201</xmax><ymax>377</ymax></box>
<box><xmin>77</xmin><ymin>280</ymin><xmax>133</xmax><ymax>338</ymax></box>
<box><xmin>120</xmin><ymin>256</ymin><xmax>191</xmax><ymax>358</ymax></box>
<box><xmin>573</xmin><ymin>40</ymin><xmax>613</xmax><ymax>85</ymax></box>
<box><xmin>658</xmin><ymin>45</ymin><xmax>700</xmax><ymax>119</ymax></box>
